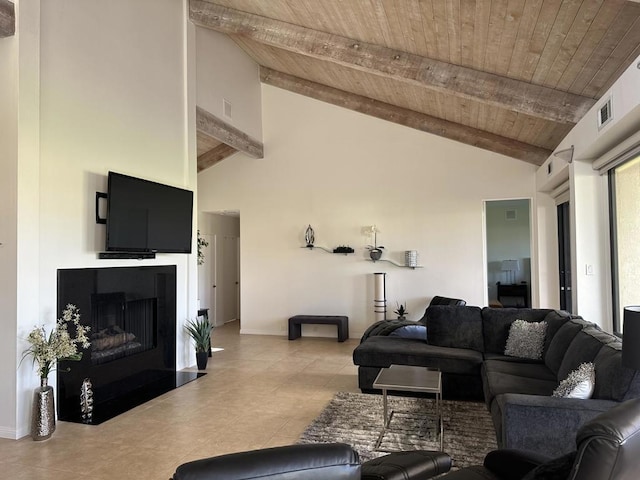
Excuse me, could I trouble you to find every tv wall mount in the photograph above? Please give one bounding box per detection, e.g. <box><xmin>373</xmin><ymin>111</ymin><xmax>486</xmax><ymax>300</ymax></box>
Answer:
<box><xmin>95</xmin><ymin>191</ymin><xmax>156</xmax><ymax>260</ymax></box>
<box><xmin>95</xmin><ymin>192</ymin><xmax>107</xmax><ymax>225</ymax></box>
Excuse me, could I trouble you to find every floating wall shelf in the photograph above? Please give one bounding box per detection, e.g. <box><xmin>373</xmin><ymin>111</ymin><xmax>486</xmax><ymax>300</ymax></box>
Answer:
<box><xmin>367</xmin><ymin>258</ymin><xmax>423</xmax><ymax>269</ymax></box>
<box><xmin>302</xmin><ymin>246</ymin><xmax>354</xmax><ymax>255</ymax></box>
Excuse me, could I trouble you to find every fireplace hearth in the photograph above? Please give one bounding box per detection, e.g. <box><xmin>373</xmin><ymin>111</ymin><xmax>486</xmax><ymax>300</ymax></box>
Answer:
<box><xmin>57</xmin><ymin>265</ymin><xmax>202</xmax><ymax>424</ymax></box>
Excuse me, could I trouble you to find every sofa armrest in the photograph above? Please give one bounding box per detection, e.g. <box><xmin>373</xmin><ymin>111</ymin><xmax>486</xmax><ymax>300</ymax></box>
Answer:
<box><xmin>172</xmin><ymin>443</ymin><xmax>360</xmax><ymax>480</ymax></box>
<box><xmin>498</xmin><ymin>394</ymin><xmax>618</xmax><ymax>457</ymax></box>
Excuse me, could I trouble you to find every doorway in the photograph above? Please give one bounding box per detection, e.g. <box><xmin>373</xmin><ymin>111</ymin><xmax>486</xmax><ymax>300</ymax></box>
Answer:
<box><xmin>198</xmin><ymin>212</ymin><xmax>240</xmax><ymax>328</ymax></box>
<box><xmin>484</xmin><ymin>199</ymin><xmax>532</xmax><ymax>307</ymax></box>
<box><xmin>221</xmin><ymin>235</ymin><xmax>240</xmax><ymax>324</ymax></box>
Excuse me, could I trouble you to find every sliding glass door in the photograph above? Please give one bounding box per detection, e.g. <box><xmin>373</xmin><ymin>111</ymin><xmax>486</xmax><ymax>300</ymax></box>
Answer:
<box><xmin>557</xmin><ymin>202</ymin><xmax>572</xmax><ymax>313</ymax></box>
<box><xmin>609</xmin><ymin>154</ymin><xmax>640</xmax><ymax>333</ymax></box>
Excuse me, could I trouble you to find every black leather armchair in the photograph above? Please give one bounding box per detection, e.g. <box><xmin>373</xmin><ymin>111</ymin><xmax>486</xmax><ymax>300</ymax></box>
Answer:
<box><xmin>438</xmin><ymin>397</ymin><xmax>640</xmax><ymax>479</ymax></box>
<box><xmin>172</xmin><ymin>443</ymin><xmax>451</xmax><ymax>480</ymax></box>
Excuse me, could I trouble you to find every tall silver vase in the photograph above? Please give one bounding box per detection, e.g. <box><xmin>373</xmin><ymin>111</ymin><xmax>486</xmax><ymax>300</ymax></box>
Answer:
<box><xmin>31</xmin><ymin>377</ymin><xmax>55</xmax><ymax>441</ymax></box>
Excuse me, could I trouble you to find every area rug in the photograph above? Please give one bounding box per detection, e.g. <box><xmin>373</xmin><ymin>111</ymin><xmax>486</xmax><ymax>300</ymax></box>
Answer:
<box><xmin>298</xmin><ymin>392</ymin><xmax>497</xmax><ymax>468</ymax></box>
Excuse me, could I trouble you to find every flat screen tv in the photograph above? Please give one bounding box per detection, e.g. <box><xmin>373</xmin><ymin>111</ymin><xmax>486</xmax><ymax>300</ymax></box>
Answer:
<box><xmin>105</xmin><ymin>172</ymin><xmax>193</xmax><ymax>253</ymax></box>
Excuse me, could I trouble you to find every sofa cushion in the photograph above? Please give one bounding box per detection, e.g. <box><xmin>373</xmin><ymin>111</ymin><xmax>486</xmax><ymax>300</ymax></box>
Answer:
<box><xmin>541</xmin><ymin>310</ymin><xmax>573</xmax><ymax>355</ymax></box>
<box><xmin>556</xmin><ymin>327</ymin><xmax>615</xmax><ymax>381</ymax></box>
<box><xmin>592</xmin><ymin>343</ymin><xmax>640</xmax><ymax>401</ymax></box>
<box><xmin>483</xmin><ymin>352</ymin><xmax>544</xmax><ymax>364</ymax></box>
<box><xmin>426</xmin><ymin>305</ymin><xmax>483</xmax><ymax>351</ymax></box>
<box><xmin>353</xmin><ymin>336</ymin><xmax>483</xmax><ymax>375</ymax></box>
<box><xmin>504</xmin><ymin>320</ymin><xmax>547</xmax><ymax>360</ymax></box>
<box><xmin>544</xmin><ymin>319</ymin><xmax>587</xmax><ymax>375</ymax></box>
<box><xmin>483</xmin><ymin>359</ymin><xmax>556</xmax><ymax>382</ymax></box>
<box><xmin>482</xmin><ymin>369</ymin><xmax>557</xmax><ymax>406</ymax></box>
<box><xmin>481</xmin><ymin>308</ymin><xmax>552</xmax><ymax>355</ymax></box>
<box><xmin>553</xmin><ymin>363</ymin><xmax>595</xmax><ymax>399</ymax></box>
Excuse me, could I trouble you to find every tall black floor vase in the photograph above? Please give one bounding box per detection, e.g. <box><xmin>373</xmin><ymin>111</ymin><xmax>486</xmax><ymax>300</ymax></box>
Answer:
<box><xmin>31</xmin><ymin>377</ymin><xmax>55</xmax><ymax>441</ymax></box>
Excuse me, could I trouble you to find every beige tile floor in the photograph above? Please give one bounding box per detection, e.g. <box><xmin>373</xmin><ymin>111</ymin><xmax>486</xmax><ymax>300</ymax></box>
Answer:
<box><xmin>0</xmin><ymin>321</ymin><xmax>361</xmax><ymax>480</ymax></box>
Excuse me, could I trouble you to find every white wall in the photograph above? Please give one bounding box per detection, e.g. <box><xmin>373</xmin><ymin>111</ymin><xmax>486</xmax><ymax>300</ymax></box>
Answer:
<box><xmin>0</xmin><ymin>0</ymin><xmax>42</xmax><ymax>440</ymax></box>
<box><xmin>196</xmin><ymin>28</ymin><xmax>262</xmax><ymax>141</ymax></box>
<box><xmin>199</xmin><ymin>85</ymin><xmax>538</xmax><ymax>339</ymax></box>
<box><xmin>1</xmin><ymin>0</ymin><xmax>197</xmax><ymax>439</ymax></box>
<box><xmin>0</xmin><ymin>3</ymin><xmax>19</xmax><ymax>439</ymax></box>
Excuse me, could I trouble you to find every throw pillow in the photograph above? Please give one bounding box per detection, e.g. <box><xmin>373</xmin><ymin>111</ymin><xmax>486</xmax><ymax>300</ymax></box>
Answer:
<box><xmin>553</xmin><ymin>362</ymin><xmax>595</xmax><ymax>399</ymax></box>
<box><xmin>389</xmin><ymin>325</ymin><xmax>427</xmax><ymax>340</ymax></box>
<box><xmin>504</xmin><ymin>319</ymin><xmax>547</xmax><ymax>360</ymax></box>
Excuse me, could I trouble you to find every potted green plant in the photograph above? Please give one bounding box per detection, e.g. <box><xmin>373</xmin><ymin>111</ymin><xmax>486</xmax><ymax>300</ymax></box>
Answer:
<box><xmin>185</xmin><ymin>317</ymin><xmax>212</xmax><ymax>370</ymax></box>
<box><xmin>394</xmin><ymin>302</ymin><xmax>408</xmax><ymax>320</ymax></box>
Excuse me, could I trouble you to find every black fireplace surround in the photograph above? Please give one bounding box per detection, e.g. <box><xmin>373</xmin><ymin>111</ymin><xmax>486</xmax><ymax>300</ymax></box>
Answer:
<box><xmin>57</xmin><ymin>265</ymin><xmax>198</xmax><ymax>424</ymax></box>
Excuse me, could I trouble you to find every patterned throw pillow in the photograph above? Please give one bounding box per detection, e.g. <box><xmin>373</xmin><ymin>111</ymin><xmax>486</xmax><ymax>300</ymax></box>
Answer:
<box><xmin>553</xmin><ymin>362</ymin><xmax>595</xmax><ymax>399</ymax></box>
<box><xmin>504</xmin><ymin>319</ymin><xmax>547</xmax><ymax>360</ymax></box>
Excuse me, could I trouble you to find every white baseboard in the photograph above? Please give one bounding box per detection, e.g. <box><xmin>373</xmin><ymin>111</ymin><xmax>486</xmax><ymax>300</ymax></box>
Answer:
<box><xmin>238</xmin><ymin>327</ymin><xmax>364</xmax><ymax>339</ymax></box>
<box><xmin>0</xmin><ymin>425</ymin><xmax>20</xmax><ymax>440</ymax></box>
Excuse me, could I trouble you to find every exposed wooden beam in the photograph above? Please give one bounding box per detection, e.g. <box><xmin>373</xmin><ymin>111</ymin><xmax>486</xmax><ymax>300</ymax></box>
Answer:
<box><xmin>198</xmin><ymin>142</ymin><xmax>237</xmax><ymax>172</ymax></box>
<box><xmin>196</xmin><ymin>106</ymin><xmax>263</xmax><ymax>159</ymax></box>
<box><xmin>0</xmin><ymin>0</ymin><xmax>15</xmax><ymax>38</ymax></box>
<box><xmin>261</xmin><ymin>67</ymin><xmax>551</xmax><ymax>166</ymax></box>
<box><xmin>190</xmin><ymin>0</ymin><xmax>595</xmax><ymax>125</ymax></box>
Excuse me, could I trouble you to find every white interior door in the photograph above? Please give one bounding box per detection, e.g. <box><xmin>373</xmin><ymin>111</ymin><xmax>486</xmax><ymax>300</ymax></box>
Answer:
<box><xmin>198</xmin><ymin>233</ymin><xmax>217</xmax><ymax>325</ymax></box>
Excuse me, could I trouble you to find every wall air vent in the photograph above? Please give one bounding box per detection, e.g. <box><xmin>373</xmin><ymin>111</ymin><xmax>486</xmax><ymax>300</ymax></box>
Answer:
<box><xmin>223</xmin><ymin>98</ymin><xmax>232</xmax><ymax>119</ymax></box>
<box><xmin>597</xmin><ymin>96</ymin><xmax>612</xmax><ymax>130</ymax></box>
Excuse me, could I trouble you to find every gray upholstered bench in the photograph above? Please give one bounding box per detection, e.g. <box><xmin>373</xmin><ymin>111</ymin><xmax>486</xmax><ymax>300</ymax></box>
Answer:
<box><xmin>288</xmin><ymin>315</ymin><xmax>349</xmax><ymax>342</ymax></box>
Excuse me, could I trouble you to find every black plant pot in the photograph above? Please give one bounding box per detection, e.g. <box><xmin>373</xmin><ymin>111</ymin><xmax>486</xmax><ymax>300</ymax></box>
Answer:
<box><xmin>196</xmin><ymin>351</ymin><xmax>208</xmax><ymax>370</ymax></box>
<box><xmin>369</xmin><ymin>248</ymin><xmax>383</xmax><ymax>261</ymax></box>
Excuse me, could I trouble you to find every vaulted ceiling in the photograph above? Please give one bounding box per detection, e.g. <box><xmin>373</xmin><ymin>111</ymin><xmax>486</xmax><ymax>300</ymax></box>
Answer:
<box><xmin>192</xmin><ymin>0</ymin><xmax>640</xmax><ymax>169</ymax></box>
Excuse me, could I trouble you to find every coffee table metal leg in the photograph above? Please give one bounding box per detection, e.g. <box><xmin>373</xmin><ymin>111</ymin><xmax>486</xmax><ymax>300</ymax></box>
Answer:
<box><xmin>437</xmin><ymin>390</ymin><xmax>443</xmax><ymax>450</ymax></box>
<box><xmin>374</xmin><ymin>387</ymin><xmax>392</xmax><ymax>451</ymax></box>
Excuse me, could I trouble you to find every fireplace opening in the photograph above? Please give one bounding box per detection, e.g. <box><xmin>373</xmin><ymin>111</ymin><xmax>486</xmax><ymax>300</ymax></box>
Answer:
<box><xmin>90</xmin><ymin>293</ymin><xmax>157</xmax><ymax>365</ymax></box>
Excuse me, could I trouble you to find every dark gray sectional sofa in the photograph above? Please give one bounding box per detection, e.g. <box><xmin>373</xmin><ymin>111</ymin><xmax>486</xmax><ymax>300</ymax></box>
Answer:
<box><xmin>352</xmin><ymin>305</ymin><xmax>640</xmax><ymax>457</ymax></box>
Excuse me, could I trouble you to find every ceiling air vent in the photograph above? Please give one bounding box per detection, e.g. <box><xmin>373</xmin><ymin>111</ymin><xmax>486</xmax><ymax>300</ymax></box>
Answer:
<box><xmin>597</xmin><ymin>96</ymin><xmax>612</xmax><ymax>130</ymax></box>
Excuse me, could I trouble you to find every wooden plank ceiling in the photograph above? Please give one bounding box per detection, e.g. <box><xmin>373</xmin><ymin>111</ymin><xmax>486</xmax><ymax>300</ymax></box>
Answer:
<box><xmin>192</xmin><ymin>0</ymin><xmax>640</xmax><ymax>167</ymax></box>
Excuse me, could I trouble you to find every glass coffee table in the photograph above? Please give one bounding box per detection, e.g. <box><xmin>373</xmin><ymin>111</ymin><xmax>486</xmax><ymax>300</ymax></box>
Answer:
<box><xmin>372</xmin><ymin>364</ymin><xmax>443</xmax><ymax>451</ymax></box>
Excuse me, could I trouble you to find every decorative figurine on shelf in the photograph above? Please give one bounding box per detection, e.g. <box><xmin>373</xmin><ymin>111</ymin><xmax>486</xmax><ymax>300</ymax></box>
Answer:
<box><xmin>366</xmin><ymin>225</ymin><xmax>384</xmax><ymax>261</ymax></box>
<box><xmin>80</xmin><ymin>377</ymin><xmax>94</xmax><ymax>424</ymax></box>
<box><xmin>305</xmin><ymin>225</ymin><xmax>315</xmax><ymax>248</ymax></box>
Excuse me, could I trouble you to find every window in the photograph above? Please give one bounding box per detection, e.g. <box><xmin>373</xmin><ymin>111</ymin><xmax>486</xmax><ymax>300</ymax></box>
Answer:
<box><xmin>609</xmin><ymin>154</ymin><xmax>640</xmax><ymax>333</ymax></box>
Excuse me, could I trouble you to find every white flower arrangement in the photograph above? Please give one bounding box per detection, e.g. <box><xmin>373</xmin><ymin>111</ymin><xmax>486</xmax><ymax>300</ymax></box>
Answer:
<box><xmin>197</xmin><ymin>230</ymin><xmax>209</xmax><ymax>265</ymax></box>
<box><xmin>366</xmin><ymin>225</ymin><xmax>384</xmax><ymax>251</ymax></box>
<box><xmin>22</xmin><ymin>304</ymin><xmax>91</xmax><ymax>379</ymax></box>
